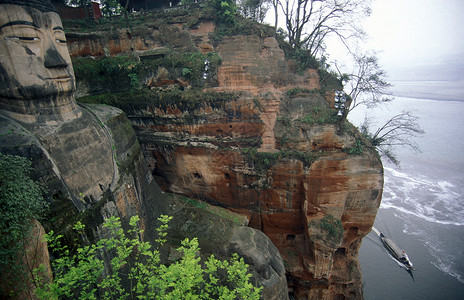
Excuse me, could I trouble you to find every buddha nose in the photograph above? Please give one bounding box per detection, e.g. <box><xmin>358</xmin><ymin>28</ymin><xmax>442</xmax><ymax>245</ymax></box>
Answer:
<box><xmin>44</xmin><ymin>43</ymin><xmax>68</xmax><ymax>68</ymax></box>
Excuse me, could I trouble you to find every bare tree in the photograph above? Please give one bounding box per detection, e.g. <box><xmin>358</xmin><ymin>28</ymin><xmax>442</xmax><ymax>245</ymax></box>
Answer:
<box><xmin>335</xmin><ymin>53</ymin><xmax>392</xmax><ymax>121</ymax></box>
<box><xmin>279</xmin><ymin>0</ymin><xmax>370</xmax><ymax>56</ymax></box>
<box><xmin>238</xmin><ymin>0</ymin><xmax>270</xmax><ymax>22</ymax></box>
<box><xmin>269</xmin><ymin>0</ymin><xmax>280</xmax><ymax>35</ymax></box>
<box><xmin>360</xmin><ymin>112</ymin><xmax>424</xmax><ymax>166</ymax></box>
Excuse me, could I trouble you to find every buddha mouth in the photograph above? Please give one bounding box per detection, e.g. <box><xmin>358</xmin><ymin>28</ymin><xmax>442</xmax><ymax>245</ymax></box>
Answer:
<box><xmin>47</xmin><ymin>75</ymin><xmax>71</xmax><ymax>81</ymax></box>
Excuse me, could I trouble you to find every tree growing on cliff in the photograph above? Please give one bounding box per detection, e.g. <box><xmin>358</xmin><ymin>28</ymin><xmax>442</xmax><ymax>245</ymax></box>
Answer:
<box><xmin>34</xmin><ymin>215</ymin><xmax>262</xmax><ymax>299</ymax></box>
<box><xmin>335</xmin><ymin>54</ymin><xmax>424</xmax><ymax>165</ymax></box>
<box><xmin>279</xmin><ymin>0</ymin><xmax>371</xmax><ymax>55</ymax></box>
<box><xmin>212</xmin><ymin>0</ymin><xmax>238</xmax><ymax>24</ymax></box>
<box><xmin>360</xmin><ymin>112</ymin><xmax>424</xmax><ymax>166</ymax></box>
<box><xmin>238</xmin><ymin>0</ymin><xmax>270</xmax><ymax>22</ymax></box>
<box><xmin>335</xmin><ymin>53</ymin><xmax>393</xmax><ymax>121</ymax></box>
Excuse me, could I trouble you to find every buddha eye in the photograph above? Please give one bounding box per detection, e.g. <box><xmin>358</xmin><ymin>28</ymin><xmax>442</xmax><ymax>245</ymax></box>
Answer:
<box><xmin>6</xmin><ymin>36</ymin><xmax>39</xmax><ymax>42</ymax></box>
<box><xmin>56</xmin><ymin>38</ymin><xmax>67</xmax><ymax>44</ymax></box>
<box><xmin>54</xmin><ymin>32</ymin><xmax>67</xmax><ymax>45</ymax></box>
<box><xmin>19</xmin><ymin>36</ymin><xmax>39</xmax><ymax>41</ymax></box>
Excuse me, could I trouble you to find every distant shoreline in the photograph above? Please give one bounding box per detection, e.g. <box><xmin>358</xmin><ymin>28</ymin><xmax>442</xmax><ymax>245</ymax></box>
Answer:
<box><xmin>389</xmin><ymin>92</ymin><xmax>464</xmax><ymax>102</ymax></box>
<box><xmin>389</xmin><ymin>80</ymin><xmax>464</xmax><ymax>102</ymax></box>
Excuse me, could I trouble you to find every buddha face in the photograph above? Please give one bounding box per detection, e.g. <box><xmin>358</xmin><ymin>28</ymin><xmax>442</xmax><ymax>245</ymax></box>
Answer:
<box><xmin>0</xmin><ymin>4</ymin><xmax>75</xmax><ymax>102</ymax></box>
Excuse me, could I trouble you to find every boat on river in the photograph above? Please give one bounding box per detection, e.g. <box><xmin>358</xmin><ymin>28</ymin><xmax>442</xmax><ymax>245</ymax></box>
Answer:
<box><xmin>379</xmin><ymin>232</ymin><xmax>414</xmax><ymax>270</ymax></box>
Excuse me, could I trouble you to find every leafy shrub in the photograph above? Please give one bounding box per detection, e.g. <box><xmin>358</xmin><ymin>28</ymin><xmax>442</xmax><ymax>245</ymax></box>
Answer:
<box><xmin>34</xmin><ymin>215</ymin><xmax>262</xmax><ymax>299</ymax></box>
<box><xmin>77</xmin><ymin>89</ymin><xmax>237</xmax><ymax>115</ymax></box>
<box><xmin>211</xmin><ymin>0</ymin><xmax>237</xmax><ymax>24</ymax></box>
<box><xmin>318</xmin><ymin>214</ymin><xmax>343</xmax><ymax>240</ymax></box>
<box><xmin>212</xmin><ymin>11</ymin><xmax>274</xmax><ymax>44</ymax></box>
<box><xmin>288</xmin><ymin>49</ymin><xmax>320</xmax><ymax>72</ymax></box>
<box><xmin>72</xmin><ymin>55</ymin><xmax>139</xmax><ymax>93</ymax></box>
<box><xmin>346</xmin><ymin>139</ymin><xmax>364</xmax><ymax>155</ymax></box>
<box><xmin>277</xmin><ymin>115</ymin><xmax>291</xmax><ymax>126</ymax></box>
<box><xmin>318</xmin><ymin>69</ymin><xmax>343</xmax><ymax>91</ymax></box>
<box><xmin>242</xmin><ymin>148</ymin><xmax>315</xmax><ymax>173</ymax></box>
<box><xmin>73</xmin><ymin>51</ymin><xmax>222</xmax><ymax>93</ymax></box>
<box><xmin>296</xmin><ymin>106</ymin><xmax>339</xmax><ymax>125</ymax></box>
<box><xmin>286</xmin><ymin>87</ymin><xmax>319</xmax><ymax>97</ymax></box>
<box><xmin>308</xmin><ymin>214</ymin><xmax>344</xmax><ymax>246</ymax></box>
<box><xmin>299</xmin><ymin>114</ymin><xmax>313</xmax><ymax>124</ymax></box>
<box><xmin>0</xmin><ymin>154</ymin><xmax>47</xmax><ymax>294</ymax></box>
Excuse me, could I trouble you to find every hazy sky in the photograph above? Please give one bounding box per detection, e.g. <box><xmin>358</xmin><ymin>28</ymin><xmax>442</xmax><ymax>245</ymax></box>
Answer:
<box><xmin>362</xmin><ymin>0</ymin><xmax>464</xmax><ymax>68</ymax></box>
<box><xmin>265</xmin><ymin>0</ymin><xmax>464</xmax><ymax>77</ymax></box>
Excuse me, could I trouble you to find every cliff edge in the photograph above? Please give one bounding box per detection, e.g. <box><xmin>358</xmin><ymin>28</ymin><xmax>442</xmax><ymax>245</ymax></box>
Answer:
<box><xmin>66</xmin><ymin>6</ymin><xmax>383</xmax><ymax>299</ymax></box>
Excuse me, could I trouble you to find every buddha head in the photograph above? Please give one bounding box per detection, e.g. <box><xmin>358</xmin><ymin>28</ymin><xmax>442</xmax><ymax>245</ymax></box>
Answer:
<box><xmin>0</xmin><ymin>0</ymin><xmax>79</xmax><ymax>123</ymax></box>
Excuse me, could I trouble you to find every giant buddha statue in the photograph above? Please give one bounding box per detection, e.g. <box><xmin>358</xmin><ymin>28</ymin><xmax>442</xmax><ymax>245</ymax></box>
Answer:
<box><xmin>0</xmin><ymin>0</ymin><xmax>114</xmax><ymax>207</ymax></box>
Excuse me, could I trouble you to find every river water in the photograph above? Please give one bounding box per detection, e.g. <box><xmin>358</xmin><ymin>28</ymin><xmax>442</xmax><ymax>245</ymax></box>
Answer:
<box><xmin>348</xmin><ymin>84</ymin><xmax>464</xmax><ymax>299</ymax></box>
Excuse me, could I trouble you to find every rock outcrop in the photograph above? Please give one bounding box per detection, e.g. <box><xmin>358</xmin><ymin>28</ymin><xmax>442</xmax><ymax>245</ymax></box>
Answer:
<box><xmin>65</xmin><ymin>7</ymin><xmax>383</xmax><ymax>299</ymax></box>
<box><xmin>0</xmin><ymin>2</ymin><xmax>287</xmax><ymax>298</ymax></box>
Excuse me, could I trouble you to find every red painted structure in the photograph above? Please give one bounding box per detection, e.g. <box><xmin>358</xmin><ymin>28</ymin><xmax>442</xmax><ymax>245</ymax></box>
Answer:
<box><xmin>118</xmin><ymin>0</ymin><xmax>181</xmax><ymax>11</ymax></box>
<box><xmin>57</xmin><ymin>2</ymin><xmax>102</xmax><ymax>22</ymax></box>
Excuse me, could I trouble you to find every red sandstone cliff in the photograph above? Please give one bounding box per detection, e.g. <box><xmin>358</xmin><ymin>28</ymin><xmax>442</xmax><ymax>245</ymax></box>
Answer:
<box><xmin>66</xmin><ymin>9</ymin><xmax>383</xmax><ymax>299</ymax></box>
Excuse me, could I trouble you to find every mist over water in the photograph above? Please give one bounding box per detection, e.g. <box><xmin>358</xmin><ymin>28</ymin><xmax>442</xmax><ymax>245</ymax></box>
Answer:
<box><xmin>349</xmin><ymin>89</ymin><xmax>464</xmax><ymax>299</ymax></box>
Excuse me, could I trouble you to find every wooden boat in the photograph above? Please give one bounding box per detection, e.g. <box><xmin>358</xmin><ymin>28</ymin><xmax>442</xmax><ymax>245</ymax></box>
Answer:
<box><xmin>379</xmin><ymin>232</ymin><xmax>414</xmax><ymax>270</ymax></box>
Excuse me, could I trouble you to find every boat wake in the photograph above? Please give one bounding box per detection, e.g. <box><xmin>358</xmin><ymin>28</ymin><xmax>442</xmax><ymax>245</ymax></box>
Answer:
<box><xmin>381</xmin><ymin>165</ymin><xmax>464</xmax><ymax>284</ymax></box>
<box><xmin>404</xmin><ymin>222</ymin><xmax>464</xmax><ymax>285</ymax></box>
<box><xmin>382</xmin><ymin>166</ymin><xmax>464</xmax><ymax>226</ymax></box>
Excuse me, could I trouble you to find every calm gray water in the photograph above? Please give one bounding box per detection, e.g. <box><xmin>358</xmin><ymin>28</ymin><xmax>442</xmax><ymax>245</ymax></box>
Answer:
<box><xmin>349</xmin><ymin>90</ymin><xmax>464</xmax><ymax>299</ymax></box>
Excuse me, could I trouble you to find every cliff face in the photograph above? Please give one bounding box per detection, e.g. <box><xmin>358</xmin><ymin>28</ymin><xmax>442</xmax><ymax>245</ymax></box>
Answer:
<box><xmin>0</xmin><ymin>102</ymin><xmax>287</xmax><ymax>298</ymax></box>
<box><xmin>66</xmin><ymin>9</ymin><xmax>383</xmax><ymax>299</ymax></box>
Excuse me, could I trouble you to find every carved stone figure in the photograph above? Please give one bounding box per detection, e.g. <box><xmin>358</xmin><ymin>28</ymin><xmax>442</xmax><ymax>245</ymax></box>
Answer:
<box><xmin>0</xmin><ymin>0</ymin><xmax>80</xmax><ymax>124</ymax></box>
<box><xmin>0</xmin><ymin>0</ymin><xmax>114</xmax><ymax>204</ymax></box>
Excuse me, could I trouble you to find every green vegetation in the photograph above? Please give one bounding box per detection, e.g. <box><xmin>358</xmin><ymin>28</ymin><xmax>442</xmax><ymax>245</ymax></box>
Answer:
<box><xmin>276</xmin><ymin>115</ymin><xmax>291</xmax><ymax>126</ymax></box>
<box><xmin>288</xmin><ymin>49</ymin><xmax>321</xmax><ymax>72</ymax></box>
<box><xmin>141</xmin><ymin>51</ymin><xmax>221</xmax><ymax>84</ymax></box>
<box><xmin>72</xmin><ymin>55</ymin><xmax>139</xmax><ymax>93</ymax></box>
<box><xmin>212</xmin><ymin>16</ymin><xmax>274</xmax><ymax>44</ymax></box>
<box><xmin>212</xmin><ymin>0</ymin><xmax>237</xmax><ymax>24</ymax></box>
<box><xmin>309</xmin><ymin>214</ymin><xmax>344</xmax><ymax>244</ymax></box>
<box><xmin>72</xmin><ymin>51</ymin><xmax>222</xmax><ymax>94</ymax></box>
<box><xmin>34</xmin><ymin>215</ymin><xmax>262</xmax><ymax>299</ymax></box>
<box><xmin>345</xmin><ymin>138</ymin><xmax>364</xmax><ymax>155</ymax></box>
<box><xmin>296</xmin><ymin>106</ymin><xmax>340</xmax><ymax>125</ymax></box>
<box><xmin>242</xmin><ymin>148</ymin><xmax>315</xmax><ymax>173</ymax></box>
<box><xmin>286</xmin><ymin>87</ymin><xmax>319</xmax><ymax>97</ymax></box>
<box><xmin>100</xmin><ymin>0</ymin><xmax>124</xmax><ymax>17</ymax></box>
<box><xmin>252</xmin><ymin>97</ymin><xmax>261</xmax><ymax>110</ymax></box>
<box><xmin>77</xmin><ymin>89</ymin><xmax>237</xmax><ymax>114</ymax></box>
<box><xmin>174</xmin><ymin>194</ymin><xmax>244</xmax><ymax>225</ymax></box>
<box><xmin>274</xmin><ymin>31</ymin><xmax>329</xmax><ymax>74</ymax></box>
<box><xmin>318</xmin><ymin>215</ymin><xmax>343</xmax><ymax>239</ymax></box>
<box><xmin>0</xmin><ymin>154</ymin><xmax>47</xmax><ymax>295</ymax></box>
<box><xmin>317</xmin><ymin>69</ymin><xmax>343</xmax><ymax>92</ymax></box>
